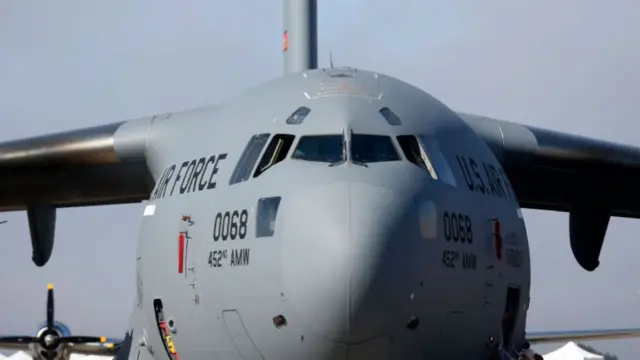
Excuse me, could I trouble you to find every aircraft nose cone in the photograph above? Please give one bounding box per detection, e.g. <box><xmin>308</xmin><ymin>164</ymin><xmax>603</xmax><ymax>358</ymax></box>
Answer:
<box><xmin>282</xmin><ymin>182</ymin><xmax>420</xmax><ymax>344</ymax></box>
<box><xmin>44</xmin><ymin>334</ymin><xmax>56</xmax><ymax>346</ymax></box>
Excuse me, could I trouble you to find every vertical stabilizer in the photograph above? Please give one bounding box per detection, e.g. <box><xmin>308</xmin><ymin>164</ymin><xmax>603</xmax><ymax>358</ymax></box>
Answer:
<box><xmin>283</xmin><ymin>0</ymin><xmax>318</xmax><ymax>74</ymax></box>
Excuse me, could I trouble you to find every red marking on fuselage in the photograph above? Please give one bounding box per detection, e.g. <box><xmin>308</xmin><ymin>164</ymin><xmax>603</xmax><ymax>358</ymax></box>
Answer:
<box><xmin>178</xmin><ymin>232</ymin><xmax>185</xmax><ymax>274</ymax></box>
<box><xmin>494</xmin><ymin>220</ymin><xmax>503</xmax><ymax>261</ymax></box>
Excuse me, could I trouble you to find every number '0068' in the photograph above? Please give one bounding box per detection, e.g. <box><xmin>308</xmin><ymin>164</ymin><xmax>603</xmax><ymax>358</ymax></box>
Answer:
<box><xmin>443</xmin><ymin>212</ymin><xmax>473</xmax><ymax>244</ymax></box>
<box><xmin>213</xmin><ymin>209</ymin><xmax>248</xmax><ymax>241</ymax></box>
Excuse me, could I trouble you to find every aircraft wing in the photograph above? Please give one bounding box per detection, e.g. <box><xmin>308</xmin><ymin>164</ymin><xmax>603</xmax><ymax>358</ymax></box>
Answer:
<box><xmin>459</xmin><ymin>112</ymin><xmax>640</xmax><ymax>271</ymax></box>
<box><xmin>0</xmin><ymin>338</ymin><xmax>31</xmax><ymax>352</ymax></box>
<box><xmin>0</xmin><ymin>118</ymin><xmax>156</xmax><ymax>266</ymax></box>
<box><xmin>0</xmin><ymin>337</ymin><xmax>124</xmax><ymax>356</ymax></box>
<box><xmin>68</xmin><ymin>339</ymin><xmax>124</xmax><ymax>356</ymax></box>
<box><xmin>526</xmin><ymin>328</ymin><xmax>640</xmax><ymax>345</ymax></box>
<box><xmin>0</xmin><ymin>120</ymin><xmax>154</xmax><ymax>212</ymax></box>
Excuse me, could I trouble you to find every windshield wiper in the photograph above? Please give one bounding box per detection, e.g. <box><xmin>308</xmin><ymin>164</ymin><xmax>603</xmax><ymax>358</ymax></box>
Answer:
<box><xmin>329</xmin><ymin>136</ymin><xmax>348</xmax><ymax>167</ymax></box>
<box><xmin>347</xmin><ymin>130</ymin><xmax>367</xmax><ymax>168</ymax></box>
<box><xmin>352</xmin><ymin>159</ymin><xmax>368</xmax><ymax>168</ymax></box>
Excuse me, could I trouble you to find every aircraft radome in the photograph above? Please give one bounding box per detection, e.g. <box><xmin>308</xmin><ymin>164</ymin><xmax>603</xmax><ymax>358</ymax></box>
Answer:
<box><xmin>1</xmin><ymin>1</ymin><xmax>640</xmax><ymax>359</ymax></box>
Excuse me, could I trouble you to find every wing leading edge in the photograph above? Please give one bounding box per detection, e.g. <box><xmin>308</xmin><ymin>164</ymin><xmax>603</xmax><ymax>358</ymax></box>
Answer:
<box><xmin>0</xmin><ymin>118</ymin><xmax>156</xmax><ymax>212</ymax></box>
<box><xmin>526</xmin><ymin>328</ymin><xmax>640</xmax><ymax>345</ymax></box>
<box><xmin>68</xmin><ymin>339</ymin><xmax>124</xmax><ymax>356</ymax></box>
<box><xmin>459</xmin><ymin>112</ymin><xmax>640</xmax><ymax>271</ymax></box>
<box><xmin>0</xmin><ymin>337</ymin><xmax>123</xmax><ymax>356</ymax></box>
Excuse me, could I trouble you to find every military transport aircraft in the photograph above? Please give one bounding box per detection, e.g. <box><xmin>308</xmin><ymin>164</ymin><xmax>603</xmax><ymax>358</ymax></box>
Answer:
<box><xmin>1</xmin><ymin>0</ymin><xmax>640</xmax><ymax>359</ymax></box>
<box><xmin>0</xmin><ymin>285</ymin><xmax>120</xmax><ymax>360</ymax></box>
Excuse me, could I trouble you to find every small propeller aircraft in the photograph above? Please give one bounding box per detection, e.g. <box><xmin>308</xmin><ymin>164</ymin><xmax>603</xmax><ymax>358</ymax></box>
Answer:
<box><xmin>0</xmin><ymin>284</ymin><xmax>120</xmax><ymax>360</ymax></box>
<box><xmin>1</xmin><ymin>0</ymin><xmax>640</xmax><ymax>359</ymax></box>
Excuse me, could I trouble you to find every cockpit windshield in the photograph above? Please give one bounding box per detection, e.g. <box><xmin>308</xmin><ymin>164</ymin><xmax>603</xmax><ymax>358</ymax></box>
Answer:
<box><xmin>292</xmin><ymin>134</ymin><xmax>345</xmax><ymax>163</ymax></box>
<box><xmin>351</xmin><ymin>134</ymin><xmax>400</xmax><ymax>163</ymax></box>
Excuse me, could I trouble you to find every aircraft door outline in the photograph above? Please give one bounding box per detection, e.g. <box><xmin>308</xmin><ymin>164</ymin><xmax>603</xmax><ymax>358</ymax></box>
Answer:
<box><xmin>222</xmin><ymin>310</ymin><xmax>265</xmax><ymax>360</ymax></box>
<box><xmin>502</xmin><ymin>286</ymin><xmax>521</xmax><ymax>349</ymax></box>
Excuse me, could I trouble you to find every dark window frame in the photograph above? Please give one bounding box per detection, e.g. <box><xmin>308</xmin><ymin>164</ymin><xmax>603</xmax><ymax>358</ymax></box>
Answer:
<box><xmin>253</xmin><ymin>134</ymin><xmax>296</xmax><ymax>178</ymax></box>
<box><xmin>256</xmin><ymin>196</ymin><xmax>282</xmax><ymax>238</ymax></box>
<box><xmin>229</xmin><ymin>133</ymin><xmax>271</xmax><ymax>185</ymax></box>
<box><xmin>286</xmin><ymin>106</ymin><xmax>311</xmax><ymax>125</ymax></box>
<box><xmin>291</xmin><ymin>134</ymin><xmax>346</xmax><ymax>164</ymax></box>
<box><xmin>379</xmin><ymin>107</ymin><xmax>402</xmax><ymax>125</ymax></box>
<box><xmin>350</xmin><ymin>133</ymin><xmax>401</xmax><ymax>164</ymax></box>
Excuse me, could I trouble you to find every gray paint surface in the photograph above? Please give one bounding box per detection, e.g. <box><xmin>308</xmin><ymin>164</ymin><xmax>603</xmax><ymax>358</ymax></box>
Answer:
<box><xmin>1</xmin><ymin>0</ymin><xmax>639</xmax><ymax>359</ymax></box>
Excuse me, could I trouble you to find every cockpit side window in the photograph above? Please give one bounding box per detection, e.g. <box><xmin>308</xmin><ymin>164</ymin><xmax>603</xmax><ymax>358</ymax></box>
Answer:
<box><xmin>396</xmin><ymin>135</ymin><xmax>439</xmax><ymax>179</ymax></box>
<box><xmin>286</xmin><ymin>106</ymin><xmax>311</xmax><ymax>125</ymax></box>
<box><xmin>229</xmin><ymin>133</ymin><xmax>270</xmax><ymax>185</ymax></box>
<box><xmin>396</xmin><ymin>135</ymin><xmax>457</xmax><ymax>187</ymax></box>
<box><xmin>379</xmin><ymin>107</ymin><xmax>402</xmax><ymax>125</ymax></box>
<box><xmin>351</xmin><ymin>134</ymin><xmax>400</xmax><ymax>163</ymax></box>
<box><xmin>417</xmin><ymin>135</ymin><xmax>457</xmax><ymax>187</ymax></box>
<box><xmin>253</xmin><ymin>134</ymin><xmax>296</xmax><ymax>178</ymax></box>
<box><xmin>292</xmin><ymin>134</ymin><xmax>345</xmax><ymax>163</ymax></box>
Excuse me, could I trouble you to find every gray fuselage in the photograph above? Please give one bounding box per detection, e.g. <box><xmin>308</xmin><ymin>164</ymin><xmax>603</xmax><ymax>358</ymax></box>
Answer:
<box><xmin>130</xmin><ymin>67</ymin><xmax>531</xmax><ymax>360</ymax></box>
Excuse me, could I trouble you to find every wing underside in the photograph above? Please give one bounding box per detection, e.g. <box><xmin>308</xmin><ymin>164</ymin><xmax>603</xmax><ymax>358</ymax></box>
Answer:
<box><xmin>0</xmin><ymin>120</ymin><xmax>155</xmax><ymax>212</ymax></box>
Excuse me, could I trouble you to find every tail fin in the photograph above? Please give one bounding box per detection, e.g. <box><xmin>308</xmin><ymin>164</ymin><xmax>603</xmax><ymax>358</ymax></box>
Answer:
<box><xmin>283</xmin><ymin>0</ymin><xmax>318</xmax><ymax>74</ymax></box>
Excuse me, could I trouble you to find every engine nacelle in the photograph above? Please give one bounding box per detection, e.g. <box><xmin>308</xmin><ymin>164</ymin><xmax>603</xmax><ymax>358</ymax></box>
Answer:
<box><xmin>27</xmin><ymin>204</ymin><xmax>56</xmax><ymax>267</ymax></box>
<box><xmin>569</xmin><ymin>207</ymin><xmax>610</xmax><ymax>271</ymax></box>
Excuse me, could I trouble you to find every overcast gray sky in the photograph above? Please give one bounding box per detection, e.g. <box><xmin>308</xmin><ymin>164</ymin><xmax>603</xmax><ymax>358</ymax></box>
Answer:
<box><xmin>1</xmin><ymin>0</ymin><xmax>639</xmax><ymax>358</ymax></box>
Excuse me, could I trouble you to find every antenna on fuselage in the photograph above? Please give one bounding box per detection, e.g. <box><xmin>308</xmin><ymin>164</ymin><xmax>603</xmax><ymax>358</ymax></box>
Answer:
<box><xmin>283</xmin><ymin>0</ymin><xmax>318</xmax><ymax>75</ymax></box>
